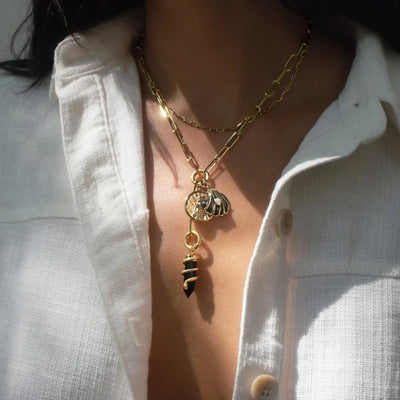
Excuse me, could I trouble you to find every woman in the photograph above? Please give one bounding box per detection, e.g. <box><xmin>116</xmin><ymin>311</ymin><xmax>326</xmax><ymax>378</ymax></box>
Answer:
<box><xmin>1</xmin><ymin>1</ymin><xmax>400</xmax><ymax>399</ymax></box>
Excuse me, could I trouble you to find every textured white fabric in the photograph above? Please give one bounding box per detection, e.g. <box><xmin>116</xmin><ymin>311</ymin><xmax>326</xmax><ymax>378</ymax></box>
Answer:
<box><xmin>0</xmin><ymin>75</ymin><xmax>76</xmax><ymax>221</ymax></box>
<box><xmin>0</xmin><ymin>219</ymin><xmax>132</xmax><ymax>400</ymax></box>
<box><xmin>1</xmin><ymin>9</ymin><xmax>400</xmax><ymax>400</ymax></box>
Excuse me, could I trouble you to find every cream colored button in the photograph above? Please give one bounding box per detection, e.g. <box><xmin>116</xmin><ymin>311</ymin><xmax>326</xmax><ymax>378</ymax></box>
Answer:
<box><xmin>275</xmin><ymin>208</ymin><xmax>293</xmax><ymax>238</ymax></box>
<box><xmin>250</xmin><ymin>374</ymin><xmax>279</xmax><ymax>400</ymax></box>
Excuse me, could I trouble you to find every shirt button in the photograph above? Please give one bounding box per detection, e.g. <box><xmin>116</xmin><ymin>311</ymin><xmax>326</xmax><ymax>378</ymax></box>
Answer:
<box><xmin>275</xmin><ymin>208</ymin><xmax>293</xmax><ymax>238</ymax></box>
<box><xmin>250</xmin><ymin>374</ymin><xmax>279</xmax><ymax>400</ymax></box>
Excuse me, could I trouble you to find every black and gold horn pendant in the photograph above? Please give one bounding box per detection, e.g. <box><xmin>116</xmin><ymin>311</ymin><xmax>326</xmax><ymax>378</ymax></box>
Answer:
<box><xmin>182</xmin><ymin>229</ymin><xmax>201</xmax><ymax>298</ymax></box>
<box><xmin>182</xmin><ymin>253</ymin><xmax>199</xmax><ymax>298</ymax></box>
<box><xmin>181</xmin><ymin>170</ymin><xmax>230</xmax><ymax>297</ymax></box>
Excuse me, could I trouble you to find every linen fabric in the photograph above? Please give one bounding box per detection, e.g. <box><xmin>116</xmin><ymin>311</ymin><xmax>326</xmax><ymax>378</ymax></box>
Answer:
<box><xmin>1</xmin><ymin>9</ymin><xmax>400</xmax><ymax>400</ymax></box>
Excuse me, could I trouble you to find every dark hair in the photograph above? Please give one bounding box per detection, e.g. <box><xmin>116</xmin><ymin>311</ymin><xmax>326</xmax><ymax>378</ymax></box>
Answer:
<box><xmin>1</xmin><ymin>0</ymin><xmax>400</xmax><ymax>86</ymax></box>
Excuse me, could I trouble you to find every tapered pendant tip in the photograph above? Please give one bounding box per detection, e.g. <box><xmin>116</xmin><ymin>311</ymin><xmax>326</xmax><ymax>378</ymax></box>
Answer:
<box><xmin>184</xmin><ymin>285</ymin><xmax>195</xmax><ymax>298</ymax></box>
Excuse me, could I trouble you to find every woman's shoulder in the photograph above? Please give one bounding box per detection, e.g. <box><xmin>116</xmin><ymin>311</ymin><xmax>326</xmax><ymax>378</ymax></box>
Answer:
<box><xmin>0</xmin><ymin>71</ymin><xmax>61</xmax><ymax>174</ymax></box>
<box><xmin>0</xmin><ymin>72</ymin><xmax>76</xmax><ymax>222</ymax></box>
<box><xmin>0</xmin><ymin>72</ymin><xmax>56</xmax><ymax>126</ymax></box>
<box><xmin>0</xmin><ymin>72</ymin><xmax>61</xmax><ymax>154</ymax></box>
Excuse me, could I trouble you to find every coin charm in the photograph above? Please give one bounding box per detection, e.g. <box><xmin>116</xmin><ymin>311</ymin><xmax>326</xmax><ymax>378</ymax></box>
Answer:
<box><xmin>185</xmin><ymin>190</ymin><xmax>213</xmax><ymax>221</ymax></box>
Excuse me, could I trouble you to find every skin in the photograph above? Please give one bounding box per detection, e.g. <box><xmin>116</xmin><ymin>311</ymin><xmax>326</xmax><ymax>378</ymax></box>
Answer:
<box><xmin>139</xmin><ymin>1</ymin><xmax>355</xmax><ymax>399</ymax></box>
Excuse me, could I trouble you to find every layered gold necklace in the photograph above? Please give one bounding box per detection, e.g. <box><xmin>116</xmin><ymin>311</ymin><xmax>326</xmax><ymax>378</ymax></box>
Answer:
<box><xmin>137</xmin><ymin>22</ymin><xmax>313</xmax><ymax>297</ymax></box>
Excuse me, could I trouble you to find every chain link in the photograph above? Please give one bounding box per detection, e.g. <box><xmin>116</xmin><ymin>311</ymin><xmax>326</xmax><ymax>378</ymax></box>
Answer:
<box><xmin>136</xmin><ymin>21</ymin><xmax>313</xmax><ymax>173</ymax></box>
<box><xmin>137</xmin><ymin>21</ymin><xmax>312</xmax><ymax>134</ymax></box>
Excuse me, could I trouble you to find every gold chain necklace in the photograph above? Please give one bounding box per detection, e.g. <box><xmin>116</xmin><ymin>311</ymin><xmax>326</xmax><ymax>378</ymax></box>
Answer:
<box><xmin>136</xmin><ymin>22</ymin><xmax>313</xmax><ymax>297</ymax></box>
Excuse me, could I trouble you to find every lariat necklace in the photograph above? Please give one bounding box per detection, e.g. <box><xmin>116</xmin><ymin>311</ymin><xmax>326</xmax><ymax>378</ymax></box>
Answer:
<box><xmin>136</xmin><ymin>22</ymin><xmax>313</xmax><ymax>297</ymax></box>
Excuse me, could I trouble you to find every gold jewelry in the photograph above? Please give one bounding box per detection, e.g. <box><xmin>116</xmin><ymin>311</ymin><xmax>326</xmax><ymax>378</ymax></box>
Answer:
<box><xmin>136</xmin><ymin>22</ymin><xmax>313</xmax><ymax>297</ymax></box>
<box><xmin>138</xmin><ymin>21</ymin><xmax>313</xmax><ymax>134</ymax></box>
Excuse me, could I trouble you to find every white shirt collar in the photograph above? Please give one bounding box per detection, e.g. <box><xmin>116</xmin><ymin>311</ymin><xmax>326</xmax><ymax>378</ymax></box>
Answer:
<box><xmin>50</xmin><ymin>7</ymin><xmax>400</xmax><ymax>140</ymax></box>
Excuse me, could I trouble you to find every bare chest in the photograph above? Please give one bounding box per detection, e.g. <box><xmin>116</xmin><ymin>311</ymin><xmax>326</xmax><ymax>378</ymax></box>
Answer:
<box><xmin>146</xmin><ymin>170</ymin><xmax>265</xmax><ymax>400</ymax></box>
<box><xmin>142</xmin><ymin>117</ymin><xmax>281</xmax><ymax>398</ymax></box>
<box><xmin>143</xmin><ymin>109</ymin><xmax>308</xmax><ymax>399</ymax></box>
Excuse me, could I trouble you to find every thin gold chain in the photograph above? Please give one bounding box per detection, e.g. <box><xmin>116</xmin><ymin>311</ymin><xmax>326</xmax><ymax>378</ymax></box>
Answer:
<box><xmin>137</xmin><ymin>21</ymin><xmax>313</xmax><ymax>134</ymax></box>
<box><xmin>136</xmin><ymin>21</ymin><xmax>313</xmax><ymax>173</ymax></box>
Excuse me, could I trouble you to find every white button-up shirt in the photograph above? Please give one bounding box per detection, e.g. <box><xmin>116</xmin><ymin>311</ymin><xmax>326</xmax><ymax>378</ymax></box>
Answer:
<box><xmin>1</xmin><ymin>9</ymin><xmax>400</xmax><ymax>400</ymax></box>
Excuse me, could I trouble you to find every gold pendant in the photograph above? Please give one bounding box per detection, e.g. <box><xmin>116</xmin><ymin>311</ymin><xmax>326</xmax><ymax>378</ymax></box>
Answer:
<box><xmin>181</xmin><ymin>170</ymin><xmax>230</xmax><ymax>297</ymax></box>
<box><xmin>184</xmin><ymin>170</ymin><xmax>230</xmax><ymax>222</ymax></box>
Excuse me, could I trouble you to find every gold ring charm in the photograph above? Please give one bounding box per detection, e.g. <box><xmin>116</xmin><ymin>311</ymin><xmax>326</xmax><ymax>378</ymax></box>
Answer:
<box><xmin>184</xmin><ymin>230</ymin><xmax>201</xmax><ymax>251</ymax></box>
<box><xmin>191</xmin><ymin>169</ymin><xmax>210</xmax><ymax>185</ymax></box>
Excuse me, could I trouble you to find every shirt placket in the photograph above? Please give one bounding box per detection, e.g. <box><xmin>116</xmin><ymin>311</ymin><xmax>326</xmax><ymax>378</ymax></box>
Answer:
<box><xmin>232</xmin><ymin>182</ymin><xmax>293</xmax><ymax>400</ymax></box>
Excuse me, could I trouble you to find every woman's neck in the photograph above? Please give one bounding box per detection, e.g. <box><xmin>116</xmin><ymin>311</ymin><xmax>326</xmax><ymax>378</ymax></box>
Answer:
<box><xmin>142</xmin><ymin>0</ymin><xmax>310</xmax><ymax>126</ymax></box>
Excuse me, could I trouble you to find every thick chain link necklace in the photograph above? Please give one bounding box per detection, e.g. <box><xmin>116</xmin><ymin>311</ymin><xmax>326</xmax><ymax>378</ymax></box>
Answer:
<box><xmin>136</xmin><ymin>22</ymin><xmax>313</xmax><ymax>297</ymax></box>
